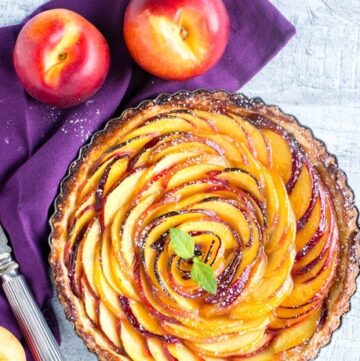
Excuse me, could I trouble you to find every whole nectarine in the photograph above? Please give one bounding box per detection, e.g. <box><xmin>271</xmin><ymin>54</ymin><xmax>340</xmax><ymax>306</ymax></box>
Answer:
<box><xmin>13</xmin><ymin>9</ymin><xmax>110</xmax><ymax>108</ymax></box>
<box><xmin>124</xmin><ymin>0</ymin><xmax>230</xmax><ymax>80</ymax></box>
<box><xmin>0</xmin><ymin>326</ymin><xmax>26</xmax><ymax>361</ymax></box>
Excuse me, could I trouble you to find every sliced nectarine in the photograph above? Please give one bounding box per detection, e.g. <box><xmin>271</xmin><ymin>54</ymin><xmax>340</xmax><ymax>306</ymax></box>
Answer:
<box><xmin>98</xmin><ymin>301</ymin><xmax>122</xmax><ymax>349</ymax></box>
<box><xmin>289</xmin><ymin>165</ymin><xmax>313</xmax><ymax>221</ymax></box>
<box><xmin>147</xmin><ymin>338</ymin><xmax>172</xmax><ymax>361</ymax></box>
<box><xmin>103</xmin><ymin>168</ymin><xmax>146</xmax><ymax>227</ymax></box>
<box><xmin>81</xmin><ymin>220</ymin><xmax>101</xmax><ymax>295</ymax></box>
<box><xmin>186</xmin><ymin>328</ymin><xmax>265</xmax><ymax>357</ymax></box>
<box><xmin>217</xmin><ymin>170</ymin><xmax>263</xmax><ymax>201</ymax></box>
<box><xmin>167</xmin><ymin>164</ymin><xmax>223</xmax><ymax>189</ymax></box>
<box><xmin>81</xmin><ymin>276</ymin><xmax>98</xmax><ymax>325</ymax></box>
<box><xmin>230</xmin><ymin>276</ymin><xmax>293</xmax><ymax>320</ymax></box>
<box><xmin>161</xmin><ymin>315</ymin><xmax>269</xmax><ymax>341</ymax></box>
<box><xmin>262</xmin><ymin>129</ymin><xmax>292</xmax><ymax>184</ymax></box>
<box><xmin>101</xmin><ymin>231</ymin><xmax>139</xmax><ymax>300</ymax></box>
<box><xmin>231</xmin><ymin>113</ymin><xmax>271</xmax><ymax>168</ymax></box>
<box><xmin>123</xmin><ymin>117</ymin><xmax>193</xmax><ymax>141</ymax></box>
<box><xmin>129</xmin><ymin>299</ymin><xmax>165</xmax><ymax>336</ymax></box>
<box><xmin>93</xmin><ymin>242</ymin><xmax>124</xmax><ymax>317</ymax></box>
<box><xmin>120</xmin><ymin>319</ymin><xmax>155</xmax><ymax>361</ymax></box>
<box><xmin>195</xmin><ymin>110</ymin><xmax>251</xmax><ymax>149</ymax></box>
<box><xmin>271</xmin><ymin>308</ymin><xmax>321</xmax><ymax>354</ymax></box>
<box><xmin>166</xmin><ymin>342</ymin><xmax>203</xmax><ymax>361</ymax></box>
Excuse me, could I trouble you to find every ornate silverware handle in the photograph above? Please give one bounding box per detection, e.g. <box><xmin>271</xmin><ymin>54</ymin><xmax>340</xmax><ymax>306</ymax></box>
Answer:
<box><xmin>2</xmin><ymin>273</ymin><xmax>64</xmax><ymax>361</ymax></box>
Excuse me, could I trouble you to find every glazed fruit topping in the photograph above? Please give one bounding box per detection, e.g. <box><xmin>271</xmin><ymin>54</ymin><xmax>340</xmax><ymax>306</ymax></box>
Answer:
<box><xmin>64</xmin><ymin>101</ymin><xmax>339</xmax><ymax>359</ymax></box>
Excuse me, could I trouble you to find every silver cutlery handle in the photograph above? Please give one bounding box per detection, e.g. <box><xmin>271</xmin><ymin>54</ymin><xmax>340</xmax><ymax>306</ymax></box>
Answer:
<box><xmin>2</xmin><ymin>274</ymin><xmax>64</xmax><ymax>361</ymax></box>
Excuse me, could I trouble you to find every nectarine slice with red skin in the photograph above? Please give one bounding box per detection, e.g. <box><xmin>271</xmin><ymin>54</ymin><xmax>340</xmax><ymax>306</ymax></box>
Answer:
<box><xmin>64</xmin><ymin>204</ymin><xmax>94</xmax><ymax>267</ymax></box>
<box><xmin>89</xmin><ymin>134</ymin><xmax>155</xmax><ymax>175</ymax></box>
<box><xmin>101</xmin><ymin>229</ymin><xmax>139</xmax><ymax>300</ymax></box>
<box><xmin>271</xmin><ymin>308</ymin><xmax>322</xmax><ymax>354</ymax></box>
<box><xmin>190</xmin><ymin>199</ymin><xmax>253</xmax><ymax>246</ymax></box>
<box><xmin>101</xmin><ymin>167</ymin><xmax>146</xmax><ymax>228</ymax></box>
<box><xmin>129</xmin><ymin>300</ymin><xmax>168</xmax><ymax>337</ymax></box>
<box><xmin>120</xmin><ymin>319</ymin><xmax>155</xmax><ymax>361</ymax></box>
<box><xmin>80</xmin><ymin>219</ymin><xmax>101</xmax><ymax>296</ymax></box>
<box><xmin>78</xmin><ymin>156</ymin><xmax>122</xmax><ymax>202</ymax></box>
<box><xmin>231</xmin><ymin>113</ymin><xmax>272</xmax><ymax>168</ymax></box>
<box><xmin>147</xmin><ymin>338</ymin><xmax>177</xmax><ymax>361</ymax></box>
<box><xmin>167</xmin><ymin>342</ymin><xmax>202</xmax><ymax>361</ymax></box>
<box><xmin>98</xmin><ymin>301</ymin><xmax>122</xmax><ymax>351</ymax></box>
<box><xmin>246</xmin><ymin>114</ymin><xmax>306</xmax><ymax>192</ymax></box>
<box><xmin>186</xmin><ymin>328</ymin><xmax>266</xmax><ymax>357</ymax></box>
<box><xmin>134</xmin><ymin>266</ymin><xmax>181</xmax><ymax>322</ymax></box>
<box><xmin>275</xmin><ymin>298</ymin><xmax>322</xmax><ymax>319</ymax></box>
<box><xmin>167</xmin><ymin>164</ymin><xmax>223</xmax><ymax>189</ymax></box>
<box><xmin>230</xmin><ymin>276</ymin><xmax>293</xmax><ymax>320</ymax></box>
<box><xmin>81</xmin><ymin>276</ymin><xmax>99</xmax><ymax>326</ymax></box>
<box><xmin>195</xmin><ymin>111</ymin><xmax>253</xmax><ymax>152</ymax></box>
<box><xmin>135</xmin><ymin>259</ymin><xmax>192</xmax><ymax>320</ymax></box>
<box><xmin>296</xmin><ymin>220</ymin><xmax>338</xmax><ymax>284</ymax></box>
<box><xmin>293</xmin><ymin>192</ymin><xmax>336</xmax><ymax>275</ymax></box>
<box><xmin>230</xmin><ymin>333</ymin><xmax>276</xmax><ymax>359</ymax></box>
<box><xmin>161</xmin><ymin>314</ymin><xmax>270</xmax><ymax>342</ymax></box>
<box><xmin>119</xmin><ymin>296</ymin><xmax>176</xmax><ymax>342</ymax></box>
<box><xmin>168</xmin><ymin>110</ymin><xmax>218</xmax><ymax>133</ymax></box>
<box><xmin>67</xmin><ymin>232</ymin><xmax>85</xmax><ymax>297</ymax></box>
<box><xmin>289</xmin><ymin>165</ymin><xmax>313</xmax><ymax>221</ymax></box>
<box><xmin>218</xmin><ymin>168</ymin><xmax>263</xmax><ymax>202</ymax></box>
<box><xmin>93</xmin><ymin>242</ymin><xmax>124</xmax><ymax>317</ymax></box>
<box><xmin>95</xmin><ymin>155</ymin><xmax>128</xmax><ymax>208</ymax></box>
<box><xmin>281</xmin><ymin>239</ymin><xmax>338</xmax><ymax>308</ymax></box>
<box><xmin>207</xmin><ymin>265</ymin><xmax>252</xmax><ymax>308</ymax></box>
<box><xmin>123</xmin><ymin>117</ymin><xmax>194</xmax><ymax>141</ymax></box>
<box><xmin>262</xmin><ymin>130</ymin><xmax>293</xmax><ymax>184</ymax></box>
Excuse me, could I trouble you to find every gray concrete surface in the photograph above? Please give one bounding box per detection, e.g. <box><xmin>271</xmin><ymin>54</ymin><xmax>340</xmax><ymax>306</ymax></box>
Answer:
<box><xmin>1</xmin><ymin>0</ymin><xmax>359</xmax><ymax>360</ymax></box>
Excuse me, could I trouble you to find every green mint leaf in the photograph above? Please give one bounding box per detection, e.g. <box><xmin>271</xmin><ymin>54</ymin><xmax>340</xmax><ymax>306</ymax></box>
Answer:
<box><xmin>169</xmin><ymin>228</ymin><xmax>195</xmax><ymax>259</ymax></box>
<box><xmin>191</xmin><ymin>259</ymin><xmax>217</xmax><ymax>295</ymax></box>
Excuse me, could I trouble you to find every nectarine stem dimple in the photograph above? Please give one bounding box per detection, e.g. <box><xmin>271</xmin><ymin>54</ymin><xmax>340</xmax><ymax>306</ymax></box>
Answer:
<box><xmin>58</xmin><ymin>52</ymin><xmax>67</xmax><ymax>61</ymax></box>
<box><xmin>179</xmin><ymin>26</ymin><xmax>189</xmax><ymax>41</ymax></box>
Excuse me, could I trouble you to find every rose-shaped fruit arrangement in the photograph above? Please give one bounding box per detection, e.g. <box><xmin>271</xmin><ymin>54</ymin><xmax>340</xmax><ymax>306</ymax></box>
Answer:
<box><xmin>50</xmin><ymin>91</ymin><xmax>359</xmax><ymax>361</ymax></box>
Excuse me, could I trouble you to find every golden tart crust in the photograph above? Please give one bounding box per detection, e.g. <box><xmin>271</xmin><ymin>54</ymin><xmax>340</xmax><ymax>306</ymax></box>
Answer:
<box><xmin>50</xmin><ymin>90</ymin><xmax>360</xmax><ymax>361</ymax></box>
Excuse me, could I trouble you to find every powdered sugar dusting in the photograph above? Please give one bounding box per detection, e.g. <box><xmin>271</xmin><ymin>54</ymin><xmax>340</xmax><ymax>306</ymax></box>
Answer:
<box><xmin>38</xmin><ymin>105</ymin><xmax>62</xmax><ymax>127</ymax></box>
<box><xmin>60</xmin><ymin>106</ymin><xmax>102</xmax><ymax>142</ymax></box>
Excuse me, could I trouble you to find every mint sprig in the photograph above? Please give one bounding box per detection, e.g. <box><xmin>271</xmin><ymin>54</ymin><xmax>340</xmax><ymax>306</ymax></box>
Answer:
<box><xmin>191</xmin><ymin>256</ymin><xmax>217</xmax><ymax>295</ymax></box>
<box><xmin>169</xmin><ymin>228</ymin><xmax>194</xmax><ymax>259</ymax></box>
<box><xmin>169</xmin><ymin>228</ymin><xmax>217</xmax><ymax>294</ymax></box>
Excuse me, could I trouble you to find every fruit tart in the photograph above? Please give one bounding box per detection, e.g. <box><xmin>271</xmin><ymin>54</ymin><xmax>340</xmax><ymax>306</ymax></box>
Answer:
<box><xmin>50</xmin><ymin>90</ymin><xmax>360</xmax><ymax>361</ymax></box>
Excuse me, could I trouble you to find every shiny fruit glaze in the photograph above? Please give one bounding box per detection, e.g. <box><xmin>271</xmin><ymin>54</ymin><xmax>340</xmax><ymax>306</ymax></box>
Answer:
<box><xmin>58</xmin><ymin>93</ymin><xmax>339</xmax><ymax>360</ymax></box>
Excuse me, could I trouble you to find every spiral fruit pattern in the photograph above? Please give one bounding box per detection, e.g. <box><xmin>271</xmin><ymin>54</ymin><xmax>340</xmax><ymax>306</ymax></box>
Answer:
<box><xmin>51</xmin><ymin>92</ymin><xmax>342</xmax><ymax>361</ymax></box>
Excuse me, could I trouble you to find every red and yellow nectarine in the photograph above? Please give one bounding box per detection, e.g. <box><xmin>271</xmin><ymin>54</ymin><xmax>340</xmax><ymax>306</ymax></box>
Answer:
<box><xmin>13</xmin><ymin>9</ymin><xmax>110</xmax><ymax>108</ymax></box>
<box><xmin>124</xmin><ymin>0</ymin><xmax>230</xmax><ymax>80</ymax></box>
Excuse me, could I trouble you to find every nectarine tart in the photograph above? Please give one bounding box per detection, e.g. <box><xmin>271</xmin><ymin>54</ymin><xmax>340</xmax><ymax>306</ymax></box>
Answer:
<box><xmin>50</xmin><ymin>91</ymin><xmax>360</xmax><ymax>360</ymax></box>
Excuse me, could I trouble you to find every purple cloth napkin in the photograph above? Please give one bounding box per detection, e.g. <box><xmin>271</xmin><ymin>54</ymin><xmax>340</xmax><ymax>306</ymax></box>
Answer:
<box><xmin>0</xmin><ymin>0</ymin><xmax>294</xmax><ymax>359</ymax></box>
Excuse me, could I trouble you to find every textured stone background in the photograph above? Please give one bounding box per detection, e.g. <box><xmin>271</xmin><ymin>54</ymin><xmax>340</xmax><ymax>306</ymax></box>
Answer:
<box><xmin>1</xmin><ymin>0</ymin><xmax>359</xmax><ymax>360</ymax></box>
